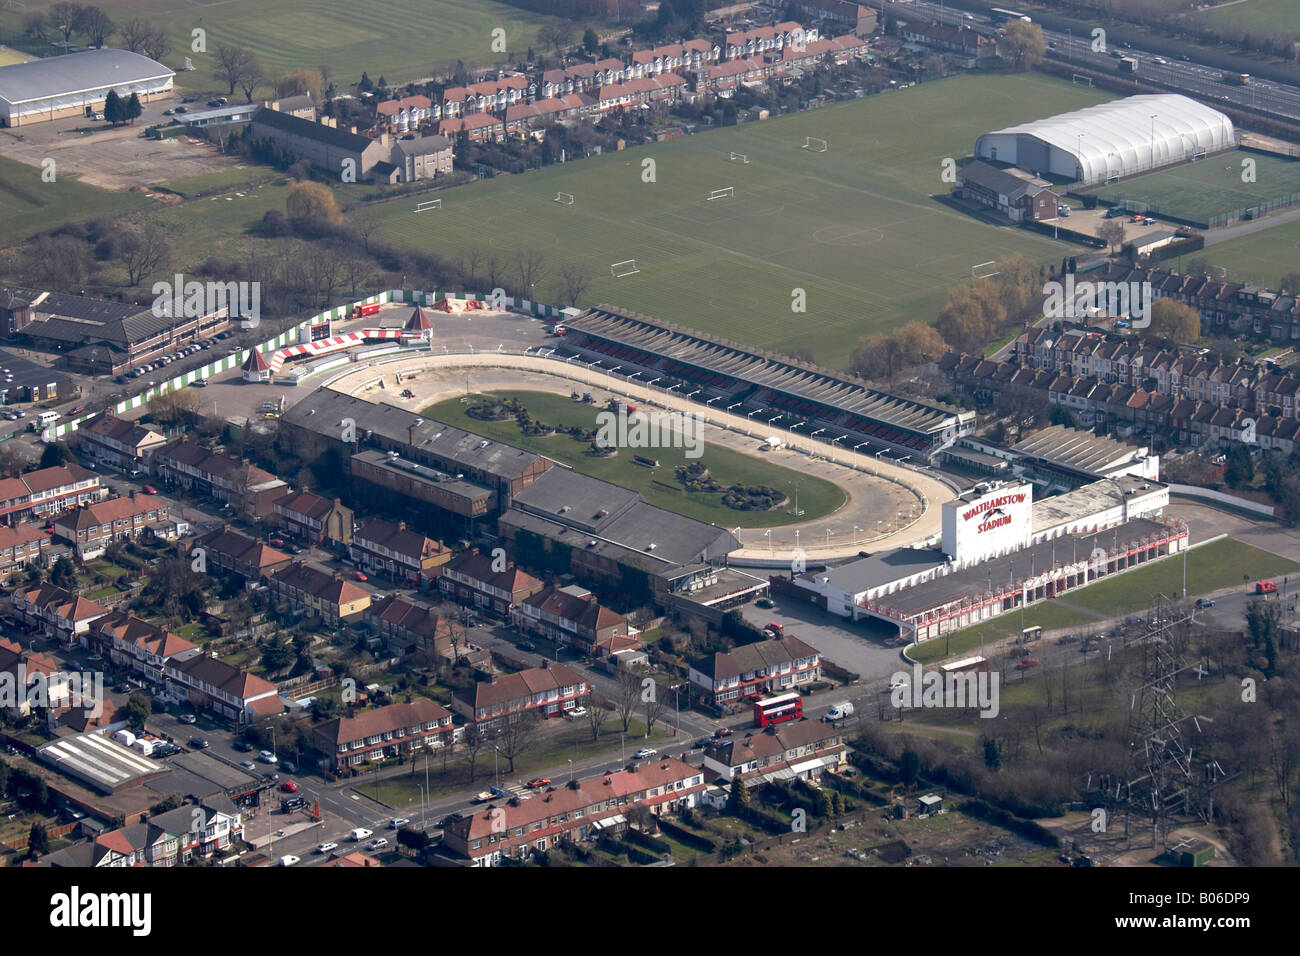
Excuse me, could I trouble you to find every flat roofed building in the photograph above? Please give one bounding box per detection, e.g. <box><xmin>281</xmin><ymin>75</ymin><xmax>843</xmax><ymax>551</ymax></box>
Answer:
<box><xmin>0</xmin><ymin>49</ymin><xmax>174</xmax><ymax>127</ymax></box>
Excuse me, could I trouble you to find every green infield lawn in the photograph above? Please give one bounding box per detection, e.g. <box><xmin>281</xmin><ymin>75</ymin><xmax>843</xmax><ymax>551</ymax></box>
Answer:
<box><xmin>372</xmin><ymin>72</ymin><xmax>1104</xmax><ymax>366</ymax></box>
<box><xmin>1</xmin><ymin>0</ymin><xmax>562</xmax><ymax>88</ymax></box>
<box><xmin>424</xmin><ymin>390</ymin><xmax>846</xmax><ymax>527</ymax></box>
<box><xmin>1206</xmin><ymin>0</ymin><xmax>1300</xmax><ymax>35</ymax></box>
<box><xmin>1086</xmin><ymin>150</ymin><xmax>1300</xmax><ymax>227</ymax></box>
<box><xmin>0</xmin><ymin>154</ymin><xmax>150</xmax><ymax>242</ymax></box>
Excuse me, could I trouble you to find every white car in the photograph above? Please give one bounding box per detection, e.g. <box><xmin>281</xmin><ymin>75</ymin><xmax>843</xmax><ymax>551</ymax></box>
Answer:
<box><xmin>279</xmin><ymin>855</ymin><xmax>300</xmax><ymax>867</ymax></box>
<box><xmin>259</xmin><ymin>750</ymin><xmax>278</xmax><ymax>764</ymax></box>
<box><xmin>633</xmin><ymin>747</ymin><xmax>657</xmax><ymax>759</ymax></box>
<box><xmin>566</xmin><ymin>707</ymin><xmax>588</xmax><ymax>719</ymax></box>
<box><xmin>315</xmin><ymin>842</ymin><xmax>339</xmax><ymax>855</ymax></box>
<box><xmin>365</xmin><ymin>838</ymin><xmax>389</xmax><ymax>851</ymax></box>
<box><xmin>388</xmin><ymin>818</ymin><xmax>410</xmax><ymax>829</ymax></box>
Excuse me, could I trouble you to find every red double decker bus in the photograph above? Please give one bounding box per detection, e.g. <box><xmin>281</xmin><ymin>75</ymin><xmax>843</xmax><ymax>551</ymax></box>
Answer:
<box><xmin>753</xmin><ymin>692</ymin><xmax>803</xmax><ymax>727</ymax></box>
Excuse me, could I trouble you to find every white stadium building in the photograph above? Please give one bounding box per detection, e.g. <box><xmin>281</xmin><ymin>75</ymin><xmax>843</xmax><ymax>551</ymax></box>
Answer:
<box><xmin>0</xmin><ymin>49</ymin><xmax>174</xmax><ymax>127</ymax></box>
<box><xmin>973</xmin><ymin>94</ymin><xmax>1235</xmax><ymax>186</ymax></box>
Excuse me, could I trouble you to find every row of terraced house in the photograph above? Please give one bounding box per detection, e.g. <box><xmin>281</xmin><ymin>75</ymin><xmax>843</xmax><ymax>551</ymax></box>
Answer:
<box><xmin>400</xmin><ymin>21</ymin><xmax>871</xmax><ymax>142</ymax></box>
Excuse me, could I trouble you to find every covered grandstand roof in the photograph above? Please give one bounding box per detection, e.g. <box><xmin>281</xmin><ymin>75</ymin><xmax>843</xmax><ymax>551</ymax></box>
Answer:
<box><xmin>564</xmin><ymin>305</ymin><xmax>973</xmax><ymax>441</ymax></box>
<box><xmin>974</xmin><ymin>94</ymin><xmax>1235</xmax><ymax>186</ymax></box>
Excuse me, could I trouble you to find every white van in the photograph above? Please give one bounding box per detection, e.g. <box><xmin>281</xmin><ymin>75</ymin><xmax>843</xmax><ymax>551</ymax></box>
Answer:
<box><xmin>36</xmin><ymin>411</ymin><xmax>59</xmax><ymax>428</ymax></box>
<box><xmin>349</xmin><ymin>827</ymin><xmax>373</xmax><ymax>842</ymax></box>
<box><xmin>825</xmin><ymin>701</ymin><xmax>855</xmax><ymax>722</ymax></box>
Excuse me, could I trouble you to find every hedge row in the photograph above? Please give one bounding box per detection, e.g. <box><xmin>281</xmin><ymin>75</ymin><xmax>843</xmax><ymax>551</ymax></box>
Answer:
<box><xmin>960</xmin><ymin>798</ymin><xmax>1060</xmax><ymax>848</ymax></box>
<box><xmin>626</xmin><ymin>828</ymin><xmax>672</xmax><ymax>855</ymax></box>
<box><xmin>658</xmin><ymin>818</ymin><xmax>717</xmax><ymax>852</ymax></box>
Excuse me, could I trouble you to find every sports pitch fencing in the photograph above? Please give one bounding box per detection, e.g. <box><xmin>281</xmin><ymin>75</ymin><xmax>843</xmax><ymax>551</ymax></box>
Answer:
<box><xmin>1084</xmin><ymin>150</ymin><xmax>1300</xmax><ymax>228</ymax></box>
<box><xmin>375</xmin><ymin>74</ymin><xmax>1107</xmax><ymax>366</ymax></box>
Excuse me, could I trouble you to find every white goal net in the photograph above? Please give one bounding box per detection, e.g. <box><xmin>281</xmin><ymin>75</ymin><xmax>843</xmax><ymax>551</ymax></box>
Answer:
<box><xmin>729</xmin><ymin>152</ymin><xmax>750</xmax><ymax>164</ymax></box>
<box><xmin>611</xmin><ymin>260</ymin><xmax>640</xmax><ymax>277</ymax></box>
<box><xmin>706</xmin><ymin>187</ymin><xmax>734</xmax><ymax>201</ymax></box>
<box><xmin>414</xmin><ymin>199</ymin><xmax>441</xmax><ymax>212</ymax></box>
<box><xmin>802</xmin><ymin>137</ymin><xmax>828</xmax><ymax>152</ymax></box>
<box><xmin>971</xmin><ymin>261</ymin><xmax>1000</xmax><ymax>279</ymax></box>
<box><xmin>554</xmin><ymin>192</ymin><xmax>575</xmax><ymax>205</ymax></box>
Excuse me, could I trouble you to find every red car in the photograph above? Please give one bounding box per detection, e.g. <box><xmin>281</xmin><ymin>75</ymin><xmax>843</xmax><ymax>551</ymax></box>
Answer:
<box><xmin>713</xmin><ymin>727</ymin><xmax>734</xmax><ymax>738</ymax></box>
<box><xmin>279</xmin><ymin>781</ymin><xmax>298</xmax><ymax>793</ymax></box>
<box><xmin>268</xmin><ymin>537</ymin><xmax>285</xmax><ymax>547</ymax></box>
<box><xmin>1016</xmin><ymin>658</ymin><xmax>1039</xmax><ymax>670</ymax></box>
<box><xmin>352</xmin><ymin>570</ymin><xmax>368</xmax><ymax>582</ymax></box>
<box><xmin>1129</xmin><ymin>214</ymin><xmax>1146</xmax><ymax>223</ymax></box>
<box><xmin>526</xmin><ymin>777</ymin><xmax>551</xmax><ymax>789</ymax></box>
<box><xmin>141</xmin><ymin>484</ymin><xmax>158</xmax><ymax>495</ymax></box>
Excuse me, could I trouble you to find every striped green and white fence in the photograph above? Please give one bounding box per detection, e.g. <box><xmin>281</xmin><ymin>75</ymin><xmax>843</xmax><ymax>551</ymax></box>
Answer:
<box><xmin>44</xmin><ymin>289</ymin><xmax>569</xmax><ymax>439</ymax></box>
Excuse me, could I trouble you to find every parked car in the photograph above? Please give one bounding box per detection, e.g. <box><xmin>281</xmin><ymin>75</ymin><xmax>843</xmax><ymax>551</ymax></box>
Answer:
<box><xmin>233</xmin><ymin>739</ymin><xmax>253</xmax><ymax>752</ymax></box>
<box><xmin>633</xmin><ymin>747</ymin><xmax>657</xmax><ymax>759</ymax></box>
<box><xmin>178</xmin><ymin>713</ymin><xmax>197</xmax><ymax>724</ymax></box>
<box><xmin>1196</xmin><ymin>597</ymin><xmax>1216</xmax><ymax>608</ymax></box>
<box><xmin>279</xmin><ymin>855</ymin><xmax>300</xmax><ymax>866</ymax></box>
<box><xmin>1016</xmin><ymin>658</ymin><xmax>1039</xmax><ymax>670</ymax></box>
<box><xmin>268</xmin><ymin>537</ymin><xmax>285</xmax><ymax>547</ymax></box>
<box><xmin>755</xmin><ymin>597</ymin><xmax>775</xmax><ymax>609</ymax></box>
<box><xmin>566</xmin><ymin>706</ymin><xmax>587</xmax><ymax>719</ymax></box>
<box><xmin>259</xmin><ymin>750</ymin><xmax>277</xmax><ymax>764</ymax></box>
<box><xmin>519</xmin><ymin>641</ymin><xmax>537</xmax><ymax>652</ymax></box>
<box><xmin>141</xmin><ymin>484</ymin><xmax>158</xmax><ymax>495</ymax></box>
<box><xmin>352</xmin><ymin>570</ymin><xmax>368</xmax><ymax>582</ymax></box>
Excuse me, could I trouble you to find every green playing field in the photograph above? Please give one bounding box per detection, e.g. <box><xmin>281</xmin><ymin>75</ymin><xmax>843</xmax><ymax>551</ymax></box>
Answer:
<box><xmin>372</xmin><ymin>73</ymin><xmax>1105</xmax><ymax>366</ymax></box>
<box><xmin>0</xmin><ymin>0</ymin><xmax>560</xmax><ymax>88</ymax></box>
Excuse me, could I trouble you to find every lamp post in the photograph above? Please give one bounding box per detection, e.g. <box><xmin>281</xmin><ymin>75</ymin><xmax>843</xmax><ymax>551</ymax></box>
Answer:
<box><xmin>853</xmin><ymin>525</ymin><xmax>862</xmax><ymax>545</ymax></box>
<box><xmin>1150</xmin><ymin>113</ymin><xmax>1158</xmax><ymax>172</ymax></box>
<box><xmin>727</xmin><ymin>402</ymin><xmax>742</xmax><ymax>413</ymax></box>
<box><xmin>764</xmin><ymin>528</ymin><xmax>772</xmax><ymax>552</ymax></box>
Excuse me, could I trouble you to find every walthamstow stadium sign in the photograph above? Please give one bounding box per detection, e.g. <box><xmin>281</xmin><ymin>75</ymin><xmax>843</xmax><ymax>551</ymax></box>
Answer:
<box><xmin>962</xmin><ymin>492</ymin><xmax>1027</xmax><ymax>534</ymax></box>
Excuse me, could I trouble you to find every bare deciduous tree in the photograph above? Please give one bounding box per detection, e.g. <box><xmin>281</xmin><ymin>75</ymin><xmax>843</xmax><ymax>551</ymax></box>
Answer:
<box><xmin>554</xmin><ymin>260</ymin><xmax>590</xmax><ymax>307</ymax></box>
<box><xmin>214</xmin><ymin>44</ymin><xmax>260</xmax><ymax>98</ymax></box>
<box><xmin>118</xmin><ymin>221</ymin><xmax>170</xmax><ymax>286</ymax></box>
<box><xmin>581</xmin><ymin>692</ymin><xmax>613</xmax><ymax>743</ymax></box>
<box><xmin>497</xmin><ymin>709</ymin><xmax>542</xmax><ymax>773</ymax></box>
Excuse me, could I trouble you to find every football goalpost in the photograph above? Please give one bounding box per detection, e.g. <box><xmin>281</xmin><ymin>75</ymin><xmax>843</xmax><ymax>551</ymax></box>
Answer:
<box><xmin>611</xmin><ymin>260</ymin><xmax>640</xmax><ymax>278</ymax></box>
<box><xmin>729</xmin><ymin>152</ymin><xmax>750</xmax><ymax>164</ymax></box>
<box><xmin>554</xmin><ymin>192</ymin><xmax>575</xmax><ymax>205</ymax></box>
<box><xmin>801</xmin><ymin>137</ymin><xmax>828</xmax><ymax>152</ymax></box>
<box><xmin>1071</xmin><ymin>74</ymin><xmax>1094</xmax><ymax>86</ymax></box>
<box><xmin>414</xmin><ymin>199</ymin><xmax>441</xmax><ymax>212</ymax></box>
<box><xmin>706</xmin><ymin>187</ymin><xmax>734</xmax><ymax>201</ymax></box>
<box><xmin>972</xmin><ymin>261</ymin><xmax>1000</xmax><ymax>279</ymax></box>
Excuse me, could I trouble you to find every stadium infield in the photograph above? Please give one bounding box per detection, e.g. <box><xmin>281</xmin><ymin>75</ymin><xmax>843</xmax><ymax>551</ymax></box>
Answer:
<box><xmin>372</xmin><ymin>73</ymin><xmax>1106</xmax><ymax>367</ymax></box>
<box><xmin>1085</xmin><ymin>149</ymin><xmax>1300</xmax><ymax>227</ymax></box>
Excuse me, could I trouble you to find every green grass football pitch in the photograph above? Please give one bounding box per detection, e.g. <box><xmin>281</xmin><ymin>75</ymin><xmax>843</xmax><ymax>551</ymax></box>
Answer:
<box><xmin>375</xmin><ymin>73</ymin><xmax>1103</xmax><ymax>367</ymax></box>
<box><xmin>1087</xmin><ymin>149</ymin><xmax>1300</xmax><ymax>227</ymax></box>
<box><xmin>1</xmin><ymin>0</ymin><xmax>559</xmax><ymax>87</ymax></box>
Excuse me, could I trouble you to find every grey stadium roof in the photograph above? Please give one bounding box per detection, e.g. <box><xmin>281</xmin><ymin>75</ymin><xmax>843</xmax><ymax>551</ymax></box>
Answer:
<box><xmin>1012</xmin><ymin>425</ymin><xmax>1147</xmax><ymax>477</ymax></box>
<box><xmin>0</xmin><ymin>48</ymin><xmax>173</xmax><ymax>106</ymax></box>
<box><xmin>2</xmin><ymin>287</ymin><xmax>184</xmax><ymax>349</ymax></box>
<box><xmin>974</xmin><ymin>94</ymin><xmax>1235</xmax><ymax>185</ymax></box>
<box><xmin>282</xmin><ymin>388</ymin><xmax>542</xmax><ymax>483</ymax></box>
<box><xmin>565</xmin><ymin>305</ymin><xmax>972</xmax><ymax>438</ymax></box>
<box><xmin>506</xmin><ymin>467</ymin><xmax>739</xmax><ymax>573</ymax></box>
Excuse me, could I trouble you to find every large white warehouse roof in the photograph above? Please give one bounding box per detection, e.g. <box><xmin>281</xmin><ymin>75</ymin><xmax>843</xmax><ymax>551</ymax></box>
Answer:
<box><xmin>974</xmin><ymin>94</ymin><xmax>1235</xmax><ymax>185</ymax></box>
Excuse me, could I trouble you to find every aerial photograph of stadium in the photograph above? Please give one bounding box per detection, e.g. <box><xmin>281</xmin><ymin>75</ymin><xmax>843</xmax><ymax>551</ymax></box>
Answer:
<box><xmin>0</xmin><ymin>0</ymin><xmax>1291</xmax><ymax>930</ymax></box>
